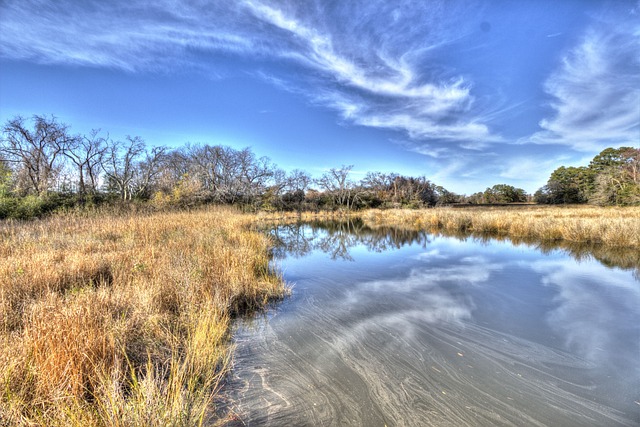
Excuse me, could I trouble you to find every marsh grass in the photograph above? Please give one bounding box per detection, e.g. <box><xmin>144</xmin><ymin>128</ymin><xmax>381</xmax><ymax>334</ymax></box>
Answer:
<box><xmin>358</xmin><ymin>205</ymin><xmax>640</xmax><ymax>248</ymax></box>
<box><xmin>256</xmin><ymin>205</ymin><xmax>640</xmax><ymax>247</ymax></box>
<box><xmin>0</xmin><ymin>207</ymin><xmax>285</xmax><ymax>426</ymax></box>
<box><xmin>2</xmin><ymin>204</ymin><xmax>637</xmax><ymax>425</ymax></box>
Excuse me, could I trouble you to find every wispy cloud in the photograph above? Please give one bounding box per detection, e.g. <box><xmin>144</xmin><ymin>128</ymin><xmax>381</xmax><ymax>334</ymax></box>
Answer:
<box><xmin>242</xmin><ymin>0</ymin><xmax>496</xmax><ymax>143</ymax></box>
<box><xmin>0</xmin><ymin>1</ymin><xmax>258</xmax><ymax>71</ymax></box>
<box><xmin>498</xmin><ymin>156</ymin><xmax>568</xmax><ymax>181</ymax></box>
<box><xmin>0</xmin><ymin>0</ymin><xmax>497</xmax><ymax>143</ymax></box>
<box><xmin>528</xmin><ymin>20</ymin><xmax>640</xmax><ymax>151</ymax></box>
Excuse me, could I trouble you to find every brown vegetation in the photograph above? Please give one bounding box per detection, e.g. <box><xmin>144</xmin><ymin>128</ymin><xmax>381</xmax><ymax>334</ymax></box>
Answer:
<box><xmin>2</xmin><ymin>204</ymin><xmax>638</xmax><ymax>425</ymax></box>
<box><xmin>359</xmin><ymin>205</ymin><xmax>640</xmax><ymax>247</ymax></box>
<box><xmin>0</xmin><ymin>207</ymin><xmax>285</xmax><ymax>426</ymax></box>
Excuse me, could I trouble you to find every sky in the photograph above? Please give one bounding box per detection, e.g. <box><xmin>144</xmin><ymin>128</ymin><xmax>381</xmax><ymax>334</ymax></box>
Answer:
<box><xmin>0</xmin><ymin>0</ymin><xmax>638</xmax><ymax>194</ymax></box>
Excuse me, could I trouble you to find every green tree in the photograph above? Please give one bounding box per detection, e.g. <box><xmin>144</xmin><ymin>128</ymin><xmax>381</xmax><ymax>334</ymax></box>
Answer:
<box><xmin>589</xmin><ymin>147</ymin><xmax>632</xmax><ymax>174</ymax></box>
<box><xmin>589</xmin><ymin>147</ymin><xmax>640</xmax><ymax>206</ymax></box>
<box><xmin>0</xmin><ymin>156</ymin><xmax>12</xmax><ymax>197</ymax></box>
<box><xmin>535</xmin><ymin>147</ymin><xmax>640</xmax><ymax>206</ymax></box>
<box><xmin>435</xmin><ymin>186</ymin><xmax>460</xmax><ymax>205</ymax></box>
<box><xmin>483</xmin><ymin>184</ymin><xmax>528</xmax><ymax>203</ymax></box>
<box><xmin>538</xmin><ymin>166</ymin><xmax>590</xmax><ymax>204</ymax></box>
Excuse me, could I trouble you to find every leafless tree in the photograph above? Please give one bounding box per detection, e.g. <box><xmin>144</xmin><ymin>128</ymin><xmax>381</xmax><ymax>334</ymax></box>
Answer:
<box><xmin>316</xmin><ymin>165</ymin><xmax>356</xmax><ymax>209</ymax></box>
<box><xmin>286</xmin><ymin>169</ymin><xmax>311</xmax><ymax>193</ymax></box>
<box><xmin>102</xmin><ymin>136</ymin><xmax>145</xmax><ymax>201</ymax></box>
<box><xmin>186</xmin><ymin>144</ymin><xmax>228</xmax><ymax>200</ymax></box>
<box><xmin>131</xmin><ymin>145</ymin><xmax>167</xmax><ymax>198</ymax></box>
<box><xmin>237</xmin><ymin>149</ymin><xmax>275</xmax><ymax>202</ymax></box>
<box><xmin>155</xmin><ymin>148</ymin><xmax>192</xmax><ymax>192</ymax></box>
<box><xmin>63</xmin><ymin>129</ymin><xmax>107</xmax><ymax>197</ymax></box>
<box><xmin>1</xmin><ymin>115</ymin><xmax>74</xmax><ymax>195</ymax></box>
<box><xmin>362</xmin><ymin>171</ymin><xmax>398</xmax><ymax>202</ymax></box>
<box><xmin>185</xmin><ymin>144</ymin><xmax>278</xmax><ymax>204</ymax></box>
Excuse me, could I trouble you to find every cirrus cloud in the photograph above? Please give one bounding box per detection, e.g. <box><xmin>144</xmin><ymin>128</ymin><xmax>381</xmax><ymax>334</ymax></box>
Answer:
<box><xmin>0</xmin><ymin>0</ymin><xmax>497</xmax><ymax>144</ymax></box>
<box><xmin>527</xmin><ymin>19</ymin><xmax>640</xmax><ymax>151</ymax></box>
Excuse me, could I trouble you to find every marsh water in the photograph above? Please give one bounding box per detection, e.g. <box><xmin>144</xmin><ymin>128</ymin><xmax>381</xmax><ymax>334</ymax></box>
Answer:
<box><xmin>225</xmin><ymin>220</ymin><xmax>640</xmax><ymax>426</ymax></box>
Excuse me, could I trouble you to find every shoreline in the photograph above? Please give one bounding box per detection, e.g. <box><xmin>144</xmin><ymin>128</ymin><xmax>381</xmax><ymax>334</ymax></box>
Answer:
<box><xmin>2</xmin><ymin>204</ymin><xmax>639</xmax><ymax>425</ymax></box>
<box><xmin>257</xmin><ymin>205</ymin><xmax>640</xmax><ymax>248</ymax></box>
<box><xmin>0</xmin><ymin>207</ymin><xmax>286</xmax><ymax>426</ymax></box>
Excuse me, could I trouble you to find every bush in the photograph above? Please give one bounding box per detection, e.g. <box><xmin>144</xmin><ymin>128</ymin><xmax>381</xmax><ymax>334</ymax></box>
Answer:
<box><xmin>13</xmin><ymin>194</ymin><xmax>50</xmax><ymax>219</ymax></box>
<box><xmin>0</xmin><ymin>193</ymin><xmax>82</xmax><ymax>220</ymax></box>
<box><xmin>0</xmin><ymin>195</ymin><xmax>17</xmax><ymax>219</ymax></box>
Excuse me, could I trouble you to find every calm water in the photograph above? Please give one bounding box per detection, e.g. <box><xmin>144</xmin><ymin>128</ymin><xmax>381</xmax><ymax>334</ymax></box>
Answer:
<box><xmin>224</xmin><ymin>221</ymin><xmax>640</xmax><ymax>426</ymax></box>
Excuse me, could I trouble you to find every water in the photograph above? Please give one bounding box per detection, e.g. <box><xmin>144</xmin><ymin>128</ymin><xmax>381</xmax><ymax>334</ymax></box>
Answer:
<box><xmin>224</xmin><ymin>220</ymin><xmax>640</xmax><ymax>426</ymax></box>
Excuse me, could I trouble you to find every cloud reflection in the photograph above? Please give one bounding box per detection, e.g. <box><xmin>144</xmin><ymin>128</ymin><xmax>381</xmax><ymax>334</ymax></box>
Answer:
<box><xmin>340</xmin><ymin>259</ymin><xmax>505</xmax><ymax>340</ymax></box>
<box><xmin>531</xmin><ymin>259</ymin><xmax>640</xmax><ymax>376</ymax></box>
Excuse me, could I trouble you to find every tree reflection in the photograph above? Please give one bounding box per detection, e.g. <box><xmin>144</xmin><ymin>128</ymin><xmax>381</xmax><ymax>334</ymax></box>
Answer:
<box><xmin>267</xmin><ymin>219</ymin><xmax>430</xmax><ymax>261</ymax></box>
<box><xmin>442</xmin><ymin>231</ymin><xmax>640</xmax><ymax>278</ymax></box>
<box><xmin>266</xmin><ymin>220</ymin><xmax>640</xmax><ymax>276</ymax></box>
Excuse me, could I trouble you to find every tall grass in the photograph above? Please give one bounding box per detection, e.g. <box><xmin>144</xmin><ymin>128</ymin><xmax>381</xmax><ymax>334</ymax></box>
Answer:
<box><xmin>0</xmin><ymin>207</ymin><xmax>285</xmax><ymax>426</ymax></box>
<box><xmin>360</xmin><ymin>205</ymin><xmax>640</xmax><ymax>247</ymax></box>
<box><xmin>2</xmin><ymin>204</ymin><xmax>637</xmax><ymax>425</ymax></box>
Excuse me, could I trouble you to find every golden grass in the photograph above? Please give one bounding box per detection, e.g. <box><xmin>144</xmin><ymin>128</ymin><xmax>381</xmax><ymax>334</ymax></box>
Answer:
<box><xmin>358</xmin><ymin>205</ymin><xmax>640</xmax><ymax>247</ymax></box>
<box><xmin>0</xmin><ymin>207</ymin><xmax>285</xmax><ymax>426</ymax></box>
<box><xmin>2</xmin><ymin>204</ymin><xmax>637</xmax><ymax>425</ymax></box>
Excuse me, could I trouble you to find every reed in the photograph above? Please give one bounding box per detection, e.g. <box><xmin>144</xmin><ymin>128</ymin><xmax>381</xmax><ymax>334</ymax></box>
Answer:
<box><xmin>359</xmin><ymin>205</ymin><xmax>640</xmax><ymax>247</ymax></box>
<box><xmin>2</xmin><ymin>204</ymin><xmax>637</xmax><ymax>425</ymax></box>
<box><xmin>0</xmin><ymin>207</ymin><xmax>285</xmax><ymax>426</ymax></box>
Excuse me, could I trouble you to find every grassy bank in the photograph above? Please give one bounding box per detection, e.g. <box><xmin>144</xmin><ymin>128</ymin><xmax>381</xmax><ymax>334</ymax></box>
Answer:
<box><xmin>0</xmin><ymin>207</ymin><xmax>285</xmax><ymax>426</ymax></box>
<box><xmin>359</xmin><ymin>205</ymin><xmax>640</xmax><ymax>248</ymax></box>
<box><xmin>256</xmin><ymin>205</ymin><xmax>640</xmax><ymax>248</ymax></box>
<box><xmin>2</xmin><ymin>204</ymin><xmax>638</xmax><ymax>425</ymax></box>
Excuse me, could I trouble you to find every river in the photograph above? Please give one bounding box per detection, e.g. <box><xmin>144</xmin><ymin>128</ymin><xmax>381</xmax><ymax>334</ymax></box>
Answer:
<box><xmin>224</xmin><ymin>220</ymin><xmax>640</xmax><ymax>426</ymax></box>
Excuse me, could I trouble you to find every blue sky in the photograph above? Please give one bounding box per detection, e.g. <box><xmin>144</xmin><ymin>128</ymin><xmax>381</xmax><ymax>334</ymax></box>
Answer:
<box><xmin>0</xmin><ymin>0</ymin><xmax>638</xmax><ymax>194</ymax></box>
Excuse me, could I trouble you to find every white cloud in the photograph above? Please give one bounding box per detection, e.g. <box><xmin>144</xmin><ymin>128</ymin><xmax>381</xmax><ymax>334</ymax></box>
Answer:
<box><xmin>241</xmin><ymin>0</ymin><xmax>495</xmax><ymax>143</ymax></box>
<box><xmin>414</xmin><ymin>249</ymin><xmax>448</xmax><ymax>260</ymax></box>
<box><xmin>498</xmin><ymin>156</ymin><xmax>571</xmax><ymax>181</ymax></box>
<box><xmin>407</xmin><ymin>143</ymin><xmax>451</xmax><ymax>159</ymax></box>
<box><xmin>0</xmin><ymin>0</ymin><xmax>498</xmax><ymax>145</ymax></box>
<box><xmin>528</xmin><ymin>23</ymin><xmax>640</xmax><ymax>151</ymax></box>
<box><xmin>0</xmin><ymin>0</ymin><xmax>258</xmax><ymax>71</ymax></box>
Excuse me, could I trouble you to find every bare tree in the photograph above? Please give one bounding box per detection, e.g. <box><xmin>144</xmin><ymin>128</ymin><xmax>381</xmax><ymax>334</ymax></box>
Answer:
<box><xmin>63</xmin><ymin>129</ymin><xmax>107</xmax><ymax>197</ymax></box>
<box><xmin>286</xmin><ymin>169</ymin><xmax>311</xmax><ymax>193</ymax></box>
<box><xmin>102</xmin><ymin>136</ymin><xmax>145</xmax><ymax>201</ymax></box>
<box><xmin>131</xmin><ymin>145</ymin><xmax>167</xmax><ymax>199</ymax></box>
<box><xmin>316</xmin><ymin>165</ymin><xmax>356</xmax><ymax>209</ymax></box>
<box><xmin>277</xmin><ymin>169</ymin><xmax>310</xmax><ymax>210</ymax></box>
<box><xmin>155</xmin><ymin>148</ymin><xmax>193</xmax><ymax>192</ymax></box>
<box><xmin>238</xmin><ymin>150</ymin><xmax>275</xmax><ymax>203</ymax></box>
<box><xmin>1</xmin><ymin>115</ymin><xmax>74</xmax><ymax>195</ymax></box>
<box><xmin>186</xmin><ymin>144</ymin><xmax>228</xmax><ymax>200</ymax></box>
<box><xmin>362</xmin><ymin>172</ymin><xmax>398</xmax><ymax>203</ymax></box>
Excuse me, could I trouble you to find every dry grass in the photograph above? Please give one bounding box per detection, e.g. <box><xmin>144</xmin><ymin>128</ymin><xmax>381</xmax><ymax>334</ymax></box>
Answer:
<box><xmin>359</xmin><ymin>205</ymin><xmax>640</xmax><ymax>247</ymax></box>
<box><xmin>2</xmin><ymin>204</ymin><xmax>637</xmax><ymax>425</ymax></box>
<box><xmin>0</xmin><ymin>207</ymin><xmax>285</xmax><ymax>426</ymax></box>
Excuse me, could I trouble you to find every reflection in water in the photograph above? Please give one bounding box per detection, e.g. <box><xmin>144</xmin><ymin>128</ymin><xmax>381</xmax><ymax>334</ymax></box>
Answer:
<box><xmin>226</xmin><ymin>221</ymin><xmax>640</xmax><ymax>426</ymax></box>
<box><xmin>267</xmin><ymin>219</ymin><xmax>430</xmax><ymax>261</ymax></box>
<box><xmin>533</xmin><ymin>259</ymin><xmax>640</xmax><ymax>392</ymax></box>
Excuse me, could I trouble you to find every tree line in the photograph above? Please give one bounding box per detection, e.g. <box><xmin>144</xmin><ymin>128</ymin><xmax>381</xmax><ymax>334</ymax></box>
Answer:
<box><xmin>3</xmin><ymin>114</ymin><xmax>635</xmax><ymax>219</ymax></box>
<box><xmin>0</xmin><ymin>115</ymin><xmax>457</xmax><ymax>217</ymax></box>
<box><xmin>534</xmin><ymin>147</ymin><xmax>640</xmax><ymax>206</ymax></box>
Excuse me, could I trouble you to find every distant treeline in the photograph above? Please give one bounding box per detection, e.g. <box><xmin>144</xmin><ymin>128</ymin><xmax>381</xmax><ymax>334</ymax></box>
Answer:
<box><xmin>0</xmin><ymin>115</ymin><xmax>637</xmax><ymax>219</ymax></box>
<box><xmin>534</xmin><ymin>147</ymin><xmax>639</xmax><ymax>206</ymax></box>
